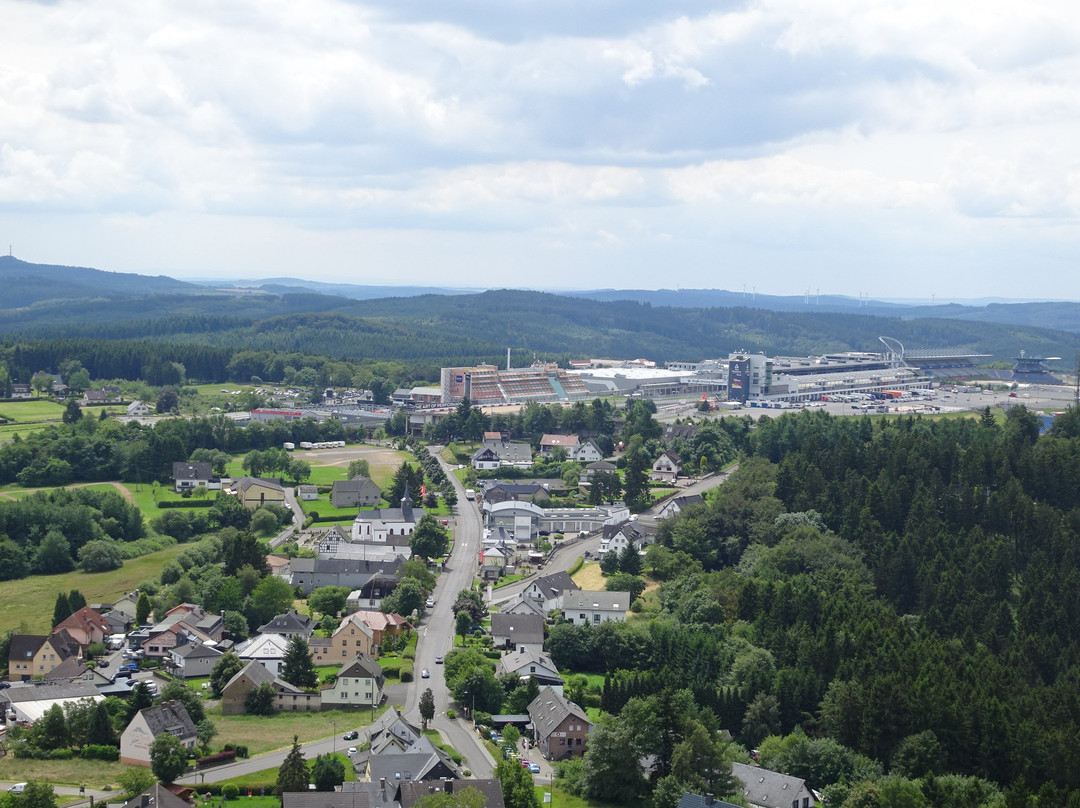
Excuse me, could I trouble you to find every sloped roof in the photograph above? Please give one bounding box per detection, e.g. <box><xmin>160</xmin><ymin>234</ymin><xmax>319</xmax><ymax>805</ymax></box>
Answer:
<box><xmin>497</xmin><ymin>647</ymin><xmax>562</xmax><ymax>682</ymax></box>
<box><xmin>8</xmin><ymin>634</ymin><xmax>47</xmax><ymax>662</ymax></box>
<box><xmin>731</xmin><ymin>762</ymin><xmax>813</xmax><ymax>808</ymax></box>
<box><xmin>236</xmin><ymin>633</ymin><xmax>290</xmax><ymax>659</ymax></box>
<box><xmin>122</xmin><ymin>783</ymin><xmax>193</xmax><ymax>808</ymax></box>
<box><xmin>490</xmin><ymin>613</ymin><xmax>544</xmax><ymax>646</ymax></box>
<box><xmin>398</xmin><ymin>780</ymin><xmax>504</xmax><ymax>808</ymax></box>
<box><xmin>561</xmin><ymin>590</ymin><xmax>630</xmax><ymax>613</ymax></box>
<box><xmin>540</xmin><ymin>434</ymin><xmax>579</xmax><ymax>448</ymax></box>
<box><xmin>338</xmin><ymin>655</ymin><xmax>385</xmax><ymax>684</ymax></box>
<box><xmin>530</xmin><ymin>571</ymin><xmax>579</xmax><ymax>598</ymax></box>
<box><xmin>172</xmin><ymin>461</ymin><xmax>213</xmax><ymax>480</ymax></box>
<box><xmin>258</xmin><ymin>609</ymin><xmax>318</xmax><ymax>636</ymax></box>
<box><xmin>171</xmin><ymin>642</ymin><xmax>223</xmax><ymax>660</ymax></box>
<box><xmin>54</xmin><ymin>606</ymin><xmax>111</xmax><ymax>637</ymax></box>
<box><xmin>236</xmin><ymin>476</ymin><xmax>285</xmax><ymax>493</ymax></box>
<box><xmin>676</xmin><ymin>793</ymin><xmax>742</xmax><ymax>808</ymax></box>
<box><xmin>528</xmin><ymin>686</ymin><xmax>589</xmax><ymax>738</ymax></box>
<box><xmin>223</xmin><ymin>659</ymin><xmax>305</xmax><ymax>695</ymax></box>
<box><xmin>138</xmin><ymin>700</ymin><xmax>197</xmax><ymax>740</ymax></box>
<box><xmin>0</xmin><ymin>681</ymin><xmax>99</xmax><ymax>703</ymax></box>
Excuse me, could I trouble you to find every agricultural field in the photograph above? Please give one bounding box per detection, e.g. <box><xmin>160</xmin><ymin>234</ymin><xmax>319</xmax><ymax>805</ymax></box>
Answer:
<box><xmin>0</xmin><ymin>399</ymin><xmax>126</xmax><ymax>443</ymax></box>
<box><xmin>0</xmin><ymin>542</ymin><xmax>188</xmax><ymax>633</ymax></box>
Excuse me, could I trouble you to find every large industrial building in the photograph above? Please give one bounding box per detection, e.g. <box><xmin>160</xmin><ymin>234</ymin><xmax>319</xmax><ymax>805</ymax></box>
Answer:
<box><xmin>439</xmin><ymin>363</ymin><xmax>591</xmax><ymax>405</ymax></box>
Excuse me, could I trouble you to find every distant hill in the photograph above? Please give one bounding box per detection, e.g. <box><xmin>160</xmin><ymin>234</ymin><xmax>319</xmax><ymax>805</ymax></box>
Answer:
<box><xmin>2</xmin><ymin>257</ymin><xmax>1078</xmax><ymax>369</ymax></box>
<box><xmin>201</xmin><ymin>277</ymin><xmax>476</xmax><ymax>300</ymax></box>
<box><xmin>0</xmin><ymin>256</ymin><xmax>198</xmax><ymax>307</ymax></box>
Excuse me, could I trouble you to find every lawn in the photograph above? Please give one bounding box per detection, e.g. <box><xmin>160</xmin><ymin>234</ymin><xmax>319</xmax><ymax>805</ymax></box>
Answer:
<box><xmin>533</xmin><ymin>783</ymin><xmax>624</xmax><ymax>808</ymax></box>
<box><xmin>0</xmin><ymin>399</ymin><xmax>68</xmax><ymax>422</ymax></box>
<box><xmin>0</xmin><ymin>542</ymin><xmax>189</xmax><ymax>634</ymax></box>
<box><xmin>423</xmin><ymin>729</ymin><xmax>463</xmax><ymax>765</ymax></box>
<box><xmin>571</xmin><ymin>562</ymin><xmax>605</xmax><ymax>592</ymax></box>
<box><xmin>217</xmin><ymin>753</ymin><xmax>357</xmax><ymax>788</ymax></box>
<box><xmin>0</xmin><ymin>757</ymin><xmax>135</xmax><ymax>788</ymax></box>
<box><xmin>299</xmin><ymin>497</ymin><xmax>361</xmax><ymax>521</ymax></box>
<box><xmin>207</xmin><ymin>706</ymin><xmax>390</xmax><ymax>756</ymax></box>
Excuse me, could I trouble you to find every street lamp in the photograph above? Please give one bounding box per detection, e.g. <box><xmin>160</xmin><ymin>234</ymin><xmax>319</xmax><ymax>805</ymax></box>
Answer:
<box><xmin>331</xmin><ymin>720</ymin><xmax>336</xmax><ymax>755</ymax></box>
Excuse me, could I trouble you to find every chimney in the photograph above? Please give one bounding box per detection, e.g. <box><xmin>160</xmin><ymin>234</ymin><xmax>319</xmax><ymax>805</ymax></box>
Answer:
<box><xmin>141</xmin><ymin>797</ymin><xmax>150</xmax><ymax>808</ymax></box>
<box><xmin>445</xmin><ymin>782</ymin><xmax>453</xmax><ymax>794</ymax></box>
<box><xmin>380</xmin><ymin>779</ymin><xmax>386</xmax><ymax>791</ymax></box>
<box><xmin>705</xmin><ymin>796</ymin><xmax>713</xmax><ymax>806</ymax></box>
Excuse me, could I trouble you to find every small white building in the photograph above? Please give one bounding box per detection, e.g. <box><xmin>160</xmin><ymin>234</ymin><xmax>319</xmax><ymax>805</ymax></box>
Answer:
<box><xmin>126</xmin><ymin>400</ymin><xmax>152</xmax><ymax>417</ymax></box>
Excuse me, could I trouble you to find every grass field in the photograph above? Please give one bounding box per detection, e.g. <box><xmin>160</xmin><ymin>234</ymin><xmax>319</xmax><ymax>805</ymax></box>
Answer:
<box><xmin>533</xmin><ymin>783</ymin><xmax>620</xmax><ymax>808</ymax></box>
<box><xmin>217</xmin><ymin>752</ymin><xmax>357</xmax><ymax>788</ymax></box>
<box><xmin>0</xmin><ymin>400</ymin><xmax>69</xmax><ymax>421</ymax></box>
<box><xmin>571</xmin><ymin>562</ymin><xmax>605</xmax><ymax>591</ymax></box>
<box><xmin>0</xmin><ymin>542</ymin><xmax>188</xmax><ymax>634</ymax></box>
<box><xmin>0</xmin><ymin>756</ymin><xmax>135</xmax><ymax>788</ymax></box>
<box><xmin>208</xmin><ymin>706</ymin><xmax>390</xmax><ymax>755</ymax></box>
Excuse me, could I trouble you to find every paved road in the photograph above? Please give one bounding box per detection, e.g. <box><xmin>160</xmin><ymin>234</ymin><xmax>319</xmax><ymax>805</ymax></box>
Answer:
<box><xmin>488</xmin><ymin>463</ymin><xmax>740</xmax><ymax>607</ymax></box>
<box><xmin>406</xmin><ymin>447</ymin><xmax>497</xmax><ymax>778</ymax></box>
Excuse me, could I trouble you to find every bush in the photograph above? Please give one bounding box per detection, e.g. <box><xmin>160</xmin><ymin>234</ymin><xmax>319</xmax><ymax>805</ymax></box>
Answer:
<box><xmin>630</xmin><ymin>598</ymin><xmax>644</xmax><ymax>613</ymax></box>
<box><xmin>223</xmin><ymin>744</ymin><xmax>249</xmax><ymax>758</ymax></box>
<box><xmin>49</xmin><ymin>748</ymin><xmax>74</xmax><ymax>759</ymax></box>
<box><xmin>473</xmin><ymin>711</ymin><xmax>492</xmax><ymax>727</ymax></box>
<box><xmin>567</xmin><ymin>557</ymin><xmax>585</xmax><ymax>576</ymax></box>
<box><xmin>446</xmin><ymin>709</ymin><xmax>456</xmax><ymax>720</ymax></box>
<box><xmin>157</xmin><ymin>500</ymin><xmax>214</xmax><ymax>509</ymax></box>
<box><xmin>403</xmin><ymin>651</ymin><xmax>415</xmax><ymax>660</ymax></box>
<box><xmin>81</xmin><ymin>745</ymin><xmax>120</xmax><ymax>761</ymax></box>
<box><xmin>400</xmin><ymin>662</ymin><xmax>414</xmax><ymax>683</ymax></box>
<box><xmin>222</xmin><ymin>785</ymin><xmax>240</xmax><ymax>800</ymax></box>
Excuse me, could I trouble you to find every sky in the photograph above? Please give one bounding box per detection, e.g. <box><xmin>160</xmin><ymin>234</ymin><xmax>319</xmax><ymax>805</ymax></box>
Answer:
<box><xmin>2</xmin><ymin>0</ymin><xmax>1080</xmax><ymax>299</ymax></box>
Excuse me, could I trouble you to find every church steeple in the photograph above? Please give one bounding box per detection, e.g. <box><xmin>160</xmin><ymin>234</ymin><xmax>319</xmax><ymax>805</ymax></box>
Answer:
<box><xmin>401</xmin><ymin>482</ymin><xmax>413</xmax><ymax>520</ymax></box>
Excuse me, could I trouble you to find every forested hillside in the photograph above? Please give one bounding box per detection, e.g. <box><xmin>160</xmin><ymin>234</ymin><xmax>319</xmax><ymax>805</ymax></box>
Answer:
<box><xmin>556</xmin><ymin>407</ymin><xmax>1080</xmax><ymax>807</ymax></box>
<box><xmin>4</xmin><ymin>288</ymin><xmax>1079</xmax><ymax>375</ymax></box>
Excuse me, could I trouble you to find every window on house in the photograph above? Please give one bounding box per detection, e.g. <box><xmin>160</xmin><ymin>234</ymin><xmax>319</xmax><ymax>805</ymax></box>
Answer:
<box><xmin>593</xmin><ymin>614</ymin><xmax>600</xmax><ymax>624</ymax></box>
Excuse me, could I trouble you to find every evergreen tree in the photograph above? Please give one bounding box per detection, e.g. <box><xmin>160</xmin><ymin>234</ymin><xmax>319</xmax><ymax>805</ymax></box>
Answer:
<box><xmin>420</xmin><ymin>687</ymin><xmax>435</xmax><ymax>730</ymax></box>
<box><xmin>280</xmin><ymin>634</ymin><xmax>318</xmax><ymax>689</ymax></box>
<box><xmin>495</xmin><ymin>758</ymin><xmax>542</xmax><ymax>808</ymax></box>
<box><xmin>62</xmin><ymin>398</ymin><xmax>83</xmax><ymax>424</ymax></box>
<box><xmin>52</xmin><ymin>591</ymin><xmax>71</xmax><ymax>628</ymax></box>
<box><xmin>245</xmin><ymin>682</ymin><xmax>278</xmax><ymax>715</ymax></box>
<box><xmin>135</xmin><ymin>591</ymin><xmax>152</xmax><ymax>625</ymax></box>
<box><xmin>618</xmin><ymin>544</ymin><xmax>642</xmax><ymax>576</ymax></box>
<box><xmin>277</xmin><ymin>736</ymin><xmax>309</xmax><ymax>794</ymax></box>
<box><xmin>87</xmin><ymin>700</ymin><xmax>115</xmax><ymax>746</ymax></box>
<box><xmin>68</xmin><ymin>590</ymin><xmax>86</xmax><ymax>612</ymax></box>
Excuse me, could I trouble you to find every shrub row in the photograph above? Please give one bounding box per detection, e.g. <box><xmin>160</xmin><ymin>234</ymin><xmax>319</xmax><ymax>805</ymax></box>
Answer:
<box><xmin>400</xmin><ymin>662</ymin><xmax>414</xmax><ymax>683</ymax></box>
<box><xmin>12</xmin><ymin>745</ymin><xmax>116</xmax><ymax>760</ymax></box>
<box><xmin>158</xmin><ymin>500</ymin><xmax>215</xmax><ymax>509</ymax></box>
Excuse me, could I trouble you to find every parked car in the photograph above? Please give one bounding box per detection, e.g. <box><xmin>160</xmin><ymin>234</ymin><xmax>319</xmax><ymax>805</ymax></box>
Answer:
<box><xmin>98</xmin><ymin>660</ymin><xmax>109</xmax><ymax>669</ymax></box>
<box><xmin>8</xmin><ymin>785</ymin><xmax>27</xmax><ymax>795</ymax></box>
<box><xmin>435</xmin><ymin>656</ymin><xmax>443</xmax><ymax>664</ymax></box>
<box><xmin>421</xmin><ymin>668</ymin><xmax>430</xmax><ymax>678</ymax></box>
<box><xmin>348</xmin><ymin>747</ymin><xmax>357</xmax><ymax>756</ymax></box>
<box><xmin>426</xmin><ymin>597</ymin><xmax>434</xmax><ymax>608</ymax></box>
<box><xmin>528</xmin><ymin>763</ymin><xmax>541</xmax><ymax>774</ymax></box>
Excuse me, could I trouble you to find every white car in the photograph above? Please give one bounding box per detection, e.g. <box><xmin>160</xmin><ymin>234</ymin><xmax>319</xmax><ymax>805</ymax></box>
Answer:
<box><xmin>425</xmin><ymin>597</ymin><xmax>434</xmax><ymax>608</ymax></box>
<box><xmin>348</xmin><ymin>746</ymin><xmax>357</xmax><ymax>756</ymax></box>
<box><xmin>8</xmin><ymin>784</ymin><xmax>27</xmax><ymax>795</ymax></box>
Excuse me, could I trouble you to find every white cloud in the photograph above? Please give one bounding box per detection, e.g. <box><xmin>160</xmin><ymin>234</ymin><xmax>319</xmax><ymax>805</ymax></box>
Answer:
<box><xmin>2</xmin><ymin>0</ymin><xmax>1080</xmax><ymax>296</ymax></box>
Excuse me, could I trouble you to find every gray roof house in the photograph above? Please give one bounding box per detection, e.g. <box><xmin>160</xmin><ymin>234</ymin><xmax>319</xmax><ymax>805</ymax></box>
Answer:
<box><xmin>120</xmin><ymin>700</ymin><xmax>197</xmax><ymax>766</ymax></box>
<box><xmin>257</xmin><ymin>609</ymin><xmax>318</xmax><ymax>640</ymax></box>
<box><xmin>496</xmin><ymin>647</ymin><xmax>564</xmax><ymax>688</ymax></box>
<box><xmin>332</xmin><ymin>477</ymin><xmax>383</xmax><ymax>508</ymax></box>
<box><xmin>560</xmin><ymin>590</ymin><xmax>630</xmax><ymax>625</ymax></box>
<box><xmin>523</xmin><ymin>571</ymin><xmax>580</xmax><ymax>613</ymax></box>
<box><xmin>731</xmin><ymin>763</ymin><xmax>816</xmax><ymax>808</ymax></box>
<box><xmin>168</xmin><ymin>642</ymin><xmax>224</xmax><ymax>678</ymax></box>
<box><xmin>398</xmin><ymin>780</ymin><xmax>505</xmax><ymax>808</ymax></box>
<box><xmin>122</xmin><ymin>784</ymin><xmax>193</xmax><ymax>808</ymax></box>
<box><xmin>657</xmin><ymin>493</ymin><xmax>706</xmax><ymax>520</ymax></box>
<box><xmin>490</xmin><ymin>613</ymin><xmax>545</xmax><ymax>655</ymax></box>
<box><xmin>528</xmin><ymin>686</ymin><xmax>590</xmax><ymax>760</ymax></box>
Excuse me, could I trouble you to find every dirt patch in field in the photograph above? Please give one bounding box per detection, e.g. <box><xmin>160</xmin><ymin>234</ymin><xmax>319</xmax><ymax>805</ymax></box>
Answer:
<box><xmin>572</xmin><ymin>562</ymin><xmax>606</xmax><ymax>591</ymax></box>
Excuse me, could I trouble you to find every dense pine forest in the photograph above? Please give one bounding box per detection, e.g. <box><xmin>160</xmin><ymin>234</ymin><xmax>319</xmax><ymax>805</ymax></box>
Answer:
<box><xmin>548</xmin><ymin>407</ymin><xmax>1080</xmax><ymax>807</ymax></box>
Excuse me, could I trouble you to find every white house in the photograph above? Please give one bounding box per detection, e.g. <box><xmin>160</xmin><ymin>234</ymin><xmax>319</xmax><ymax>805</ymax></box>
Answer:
<box><xmin>522</xmin><ymin>571</ymin><xmax>580</xmax><ymax>613</ymax></box>
<box><xmin>351</xmin><ymin>490</ymin><xmax>425</xmax><ymax>545</ymax></box>
<box><xmin>599</xmin><ymin>520</ymin><xmax>651</xmax><ymax>556</ymax></box>
<box><xmin>560</xmin><ymin>590</ymin><xmax>629</xmax><ymax>625</ymax></box>
<box><xmin>497</xmin><ymin>646</ymin><xmax>564</xmax><ymax>689</ymax></box>
<box><xmin>168</xmin><ymin>642</ymin><xmax>223</xmax><ymax>678</ymax></box>
<box><xmin>656</xmin><ymin>493</ymin><xmax>705</xmax><ymax>520</ymax></box>
<box><xmin>651</xmin><ymin>451</ymin><xmax>683</xmax><ymax>483</ymax></box>
<box><xmin>570</xmin><ymin>439</ymin><xmax>604</xmax><ymax>463</ymax></box>
<box><xmin>126</xmin><ymin>400</ymin><xmax>152</xmax><ymax>417</ymax></box>
<box><xmin>120</xmin><ymin>701</ymin><xmax>197</xmax><ymax>766</ymax></box>
<box><xmin>236</xmin><ymin>633</ymin><xmax>291</xmax><ymax>675</ymax></box>
<box><xmin>320</xmin><ymin>655</ymin><xmax>384</xmax><ymax>708</ymax></box>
